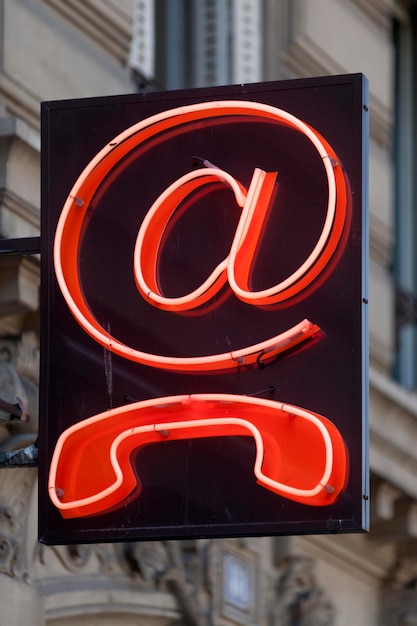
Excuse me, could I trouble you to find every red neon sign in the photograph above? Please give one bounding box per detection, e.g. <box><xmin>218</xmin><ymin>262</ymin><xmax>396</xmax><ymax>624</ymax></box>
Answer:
<box><xmin>49</xmin><ymin>99</ymin><xmax>350</xmax><ymax>518</ymax></box>
<box><xmin>53</xmin><ymin>100</ymin><xmax>347</xmax><ymax>371</ymax></box>
<box><xmin>49</xmin><ymin>394</ymin><xmax>347</xmax><ymax>519</ymax></box>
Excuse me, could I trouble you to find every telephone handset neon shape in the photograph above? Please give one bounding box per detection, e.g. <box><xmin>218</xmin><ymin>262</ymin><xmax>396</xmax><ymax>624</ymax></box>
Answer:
<box><xmin>48</xmin><ymin>394</ymin><xmax>348</xmax><ymax>519</ymax></box>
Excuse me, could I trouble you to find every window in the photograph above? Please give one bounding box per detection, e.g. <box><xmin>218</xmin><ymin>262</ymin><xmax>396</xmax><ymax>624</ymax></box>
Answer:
<box><xmin>150</xmin><ymin>0</ymin><xmax>263</xmax><ymax>92</ymax></box>
<box><xmin>129</xmin><ymin>0</ymin><xmax>156</xmax><ymax>87</ymax></box>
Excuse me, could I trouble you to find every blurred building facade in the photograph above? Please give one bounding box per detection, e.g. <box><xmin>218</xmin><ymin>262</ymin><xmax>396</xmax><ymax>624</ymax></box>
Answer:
<box><xmin>0</xmin><ymin>0</ymin><xmax>416</xmax><ymax>624</ymax></box>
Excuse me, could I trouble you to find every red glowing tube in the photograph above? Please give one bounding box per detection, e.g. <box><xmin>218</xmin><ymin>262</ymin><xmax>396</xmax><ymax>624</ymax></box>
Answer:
<box><xmin>53</xmin><ymin>100</ymin><xmax>347</xmax><ymax>371</ymax></box>
<box><xmin>134</xmin><ymin>166</ymin><xmax>278</xmax><ymax>310</ymax></box>
<box><xmin>228</xmin><ymin>156</ymin><xmax>347</xmax><ymax>305</ymax></box>
<box><xmin>48</xmin><ymin>393</ymin><xmax>348</xmax><ymax>518</ymax></box>
<box><xmin>133</xmin><ymin>152</ymin><xmax>346</xmax><ymax>309</ymax></box>
<box><xmin>134</xmin><ymin>167</ymin><xmax>247</xmax><ymax>311</ymax></box>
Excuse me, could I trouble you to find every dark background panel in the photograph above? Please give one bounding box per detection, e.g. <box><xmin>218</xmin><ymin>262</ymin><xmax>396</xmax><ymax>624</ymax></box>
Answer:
<box><xmin>39</xmin><ymin>74</ymin><xmax>367</xmax><ymax>543</ymax></box>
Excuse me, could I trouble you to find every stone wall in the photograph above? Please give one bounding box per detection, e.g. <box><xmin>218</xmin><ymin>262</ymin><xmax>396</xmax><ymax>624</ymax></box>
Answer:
<box><xmin>0</xmin><ymin>1</ymin><xmax>416</xmax><ymax>624</ymax></box>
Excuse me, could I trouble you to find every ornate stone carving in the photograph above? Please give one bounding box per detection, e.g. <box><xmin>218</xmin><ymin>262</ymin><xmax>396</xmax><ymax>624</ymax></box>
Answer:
<box><xmin>0</xmin><ymin>359</ymin><xmax>27</xmax><ymax>423</ymax></box>
<box><xmin>94</xmin><ymin>542</ymin><xmax>124</xmax><ymax>575</ymax></box>
<box><xmin>163</xmin><ymin>540</ymin><xmax>208</xmax><ymax>626</ymax></box>
<box><xmin>16</xmin><ymin>331</ymin><xmax>40</xmax><ymax>385</ymax></box>
<box><xmin>0</xmin><ymin>467</ymin><xmax>37</xmax><ymax>581</ymax></box>
<box><xmin>118</xmin><ymin>539</ymin><xmax>209</xmax><ymax>625</ymax></box>
<box><xmin>118</xmin><ymin>540</ymin><xmax>171</xmax><ymax>585</ymax></box>
<box><xmin>40</xmin><ymin>544</ymin><xmax>93</xmax><ymax>574</ymax></box>
<box><xmin>380</xmin><ymin>589</ymin><xmax>417</xmax><ymax>626</ymax></box>
<box><xmin>34</xmin><ymin>540</ymin><xmax>144</xmax><ymax>581</ymax></box>
<box><xmin>272</xmin><ymin>555</ymin><xmax>335</xmax><ymax>626</ymax></box>
<box><xmin>0</xmin><ymin>342</ymin><xmax>38</xmax><ymax>442</ymax></box>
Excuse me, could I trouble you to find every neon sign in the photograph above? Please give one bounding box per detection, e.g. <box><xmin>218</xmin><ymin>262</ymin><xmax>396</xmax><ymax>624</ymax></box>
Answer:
<box><xmin>48</xmin><ymin>98</ymin><xmax>352</xmax><ymax>519</ymax></box>
<box><xmin>49</xmin><ymin>394</ymin><xmax>347</xmax><ymax>519</ymax></box>
<box><xmin>53</xmin><ymin>100</ymin><xmax>347</xmax><ymax>371</ymax></box>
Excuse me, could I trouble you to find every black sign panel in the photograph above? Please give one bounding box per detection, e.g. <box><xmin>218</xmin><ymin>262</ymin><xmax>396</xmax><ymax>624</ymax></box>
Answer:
<box><xmin>39</xmin><ymin>74</ymin><xmax>369</xmax><ymax>544</ymax></box>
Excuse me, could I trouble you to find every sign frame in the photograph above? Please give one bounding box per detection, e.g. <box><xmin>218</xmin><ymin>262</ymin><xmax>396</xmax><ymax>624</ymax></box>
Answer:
<box><xmin>39</xmin><ymin>74</ymin><xmax>369</xmax><ymax>544</ymax></box>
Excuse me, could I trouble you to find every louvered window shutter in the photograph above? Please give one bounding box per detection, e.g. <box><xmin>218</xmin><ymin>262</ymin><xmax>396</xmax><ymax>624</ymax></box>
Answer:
<box><xmin>193</xmin><ymin>0</ymin><xmax>230</xmax><ymax>86</ymax></box>
<box><xmin>231</xmin><ymin>0</ymin><xmax>262</xmax><ymax>84</ymax></box>
<box><xmin>129</xmin><ymin>0</ymin><xmax>155</xmax><ymax>82</ymax></box>
<box><xmin>191</xmin><ymin>0</ymin><xmax>262</xmax><ymax>87</ymax></box>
